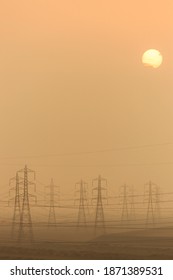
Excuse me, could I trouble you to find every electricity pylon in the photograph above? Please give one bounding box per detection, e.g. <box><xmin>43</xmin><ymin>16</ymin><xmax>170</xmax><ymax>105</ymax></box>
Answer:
<box><xmin>9</xmin><ymin>173</ymin><xmax>22</xmax><ymax>240</ymax></box>
<box><xmin>45</xmin><ymin>178</ymin><xmax>60</xmax><ymax>227</ymax></box>
<box><xmin>120</xmin><ymin>184</ymin><xmax>130</xmax><ymax>225</ymax></box>
<box><xmin>155</xmin><ymin>186</ymin><xmax>161</xmax><ymax>222</ymax></box>
<box><xmin>75</xmin><ymin>180</ymin><xmax>88</xmax><ymax>228</ymax></box>
<box><xmin>144</xmin><ymin>181</ymin><xmax>160</xmax><ymax>228</ymax></box>
<box><xmin>129</xmin><ymin>187</ymin><xmax>136</xmax><ymax>221</ymax></box>
<box><xmin>17</xmin><ymin>165</ymin><xmax>36</xmax><ymax>243</ymax></box>
<box><xmin>92</xmin><ymin>175</ymin><xmax>107</xmax><ymax>235</ymax></box>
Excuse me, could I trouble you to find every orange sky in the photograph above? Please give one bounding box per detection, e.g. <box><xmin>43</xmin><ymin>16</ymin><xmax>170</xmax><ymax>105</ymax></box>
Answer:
<box><xmin>0</xmin><ymin>1</ymin><xmax>173</xmax><ymax>194</ymax></box>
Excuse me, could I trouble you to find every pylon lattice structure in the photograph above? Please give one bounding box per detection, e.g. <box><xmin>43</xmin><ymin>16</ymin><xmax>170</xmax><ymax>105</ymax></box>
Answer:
<box><xmin>75</xmin><ymin>180</ymin><xmax>88</xmax><ymax>228</ymax></box>
<box><xmin>129</xmin><ymin>187</ymin><xmax>136</xmax><ymax>221</ymax></box>
<box><xmin>9</xmin><ymin>173</ymin><xmax>22</xmax><ymax>240</ymax></box>
<box><xmin>155</xmin><ymin>186</ymin><xmax>161</xmax><ymax>221</ymax></box>
<box><xmin>144</xmin><ymin>181</ymin><xmax>160</xmax><ymax>228</ymax></box>
<box><xmin>119</xmin><ymin>185</ymin><xmax>130</xmax><ymax>225</ymax></box>
<box><xmin>17</xmin><ymin>165</ymin><xmax>36</xmax><ymax>243</ymax></box>
<box><xmin>92</xmin><ymin>175</ymin><xmax>107</xmax><ymax>235</ymax></box>
<box><xmin>45</xmin><ymin>178</ymin><xmax>60</xmax><ymax>227</ymax></box>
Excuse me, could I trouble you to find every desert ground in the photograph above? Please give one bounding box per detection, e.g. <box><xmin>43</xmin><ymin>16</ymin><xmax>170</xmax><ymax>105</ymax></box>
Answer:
<box><xmin>0</xmin><ymin>226</ymin><xmax>173</xmax><ymax>259</ymax></box>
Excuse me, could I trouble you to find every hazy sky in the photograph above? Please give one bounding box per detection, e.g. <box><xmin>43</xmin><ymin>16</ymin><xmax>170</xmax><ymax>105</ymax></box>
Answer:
<box><xmin>0</xmin><ymin>1</ymin><xmax>173</xmax><ymax>193</ymax></box>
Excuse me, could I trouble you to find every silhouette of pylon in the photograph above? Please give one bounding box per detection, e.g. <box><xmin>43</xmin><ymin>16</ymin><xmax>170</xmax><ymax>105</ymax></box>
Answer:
<box><xmin>129</xmin><ymin>187</ymin><xmax>136</xmax><ymax>221</ymax></box>
<box><xmin>155</xmin><ymin>186</ymin><xmax>161</xmax><ymax>222</ymax></box>
<box><xmin>92</xmin><ymin>175</ymin><xmax>107</xmax><ymax>235</ymax></box>
<box><xmin>144</xmin><ymin>181</ymin><xmax>160</xmax><ymax>228</ymax></box>
<box><xmin>75</xmin><ymin>180</ymin><xmax>88</xmax><ymax>228</ymax></box>
<box><xmin>18</xmin><ymin>165</ymin><xmax>36</xmax><ymax>243</ymax></box>
<box><xmin>120</xmin><ymin>184</ymin><xmax>130</xmax><ymax>225</ymax></box>
<box><xmin>9</xmin><ymin>173</ymin><xmax>22</xmax><ymax>240</ymax></box>
<box><xmin>45</xmin><ymin>178</ymin><xmax>60</xmax><ymax>227</ymax></box>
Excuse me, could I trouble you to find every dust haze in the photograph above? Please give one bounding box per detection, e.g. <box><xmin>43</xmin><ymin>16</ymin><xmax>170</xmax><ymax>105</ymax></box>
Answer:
<box><xmin>0</xmin><ymin>0</ymin><xmax>173</xmax><ymax>259</ymax></box>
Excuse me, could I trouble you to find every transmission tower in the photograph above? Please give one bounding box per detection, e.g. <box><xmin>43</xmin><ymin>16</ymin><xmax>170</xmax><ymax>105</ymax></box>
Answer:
<box><xmin>155</xmin><ymin>186</ymin><xmax>161</xmax><ymax>221</ymax></box>
<box><xmin>144</xmin><ymin>181</ymin><xmax>160</xmax><ymax>228</ymax></box>
<box><xmin>92</xmin><ymin>175</ymin><xmax>107</xmax><ymax>235</ymax></box>
<box><xmin>9</xmin><ymin>173</ymin><xmax>22</xmax><ymax>240</ymax></box>
<box><xmin>17</xmin><ymin>165</ymin><xmax>36</xmax><ymax>243</ymax></box>
<box><xmin>120</xmin><ymin>185</ymin><xmax>130</xmax><ymax>225</ymax></box>
<box><xmin>75</xmin><ymin>180</ymin><xmax>88</xmax><ymax>228</ymax></box>
<box><xmin>45</xmin><ymin>178</ymin><xmax>60</xmax><ymax>227</ymax></box>
<box><xmin>129</xmin><ymin>187</ymin><xmax>136</xmax><ymax>221</ymax></box>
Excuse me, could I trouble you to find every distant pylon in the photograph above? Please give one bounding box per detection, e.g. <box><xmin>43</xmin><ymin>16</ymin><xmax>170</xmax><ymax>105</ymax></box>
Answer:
<box><xmin>9</xmin><ymin>173</ymin><xmax>22</xmax><ymax>240</ymax></box>
<box><xmin>17</xmin><ymin>165</ymin><xmax>36</xmax><ymax>242</ymax></box>
<box><xmin>45</xmin><ymin>178</ymin><xmax>60</xmax><ymax>227</ymax></box>
<box><xmin>75</xmin><ymin>180</ymin><xmax>88</xmax><ymax>228</ymax></box>
<box><xmin>129</xmin><ymin>187</ymin><xmax>136</xmax><ymax>221</ymax></box>
<box><xmin>155</xmin><ymin>186</ymin><xmax>161</xmax><ymax>222</ymax></box>
<box><xmin>144</xmin><ymin>181</ymin><xmax>160</xmax><ymax>228</ymax></box>
<box><xmin>120</xmin><ymin>184</ymin><xmax>130</xmax><ymax>225</ymax></box>
<box><xmin>92</xmin><ymin>175</ymin><xmax>107</xmax><ymax>235</ymax></box>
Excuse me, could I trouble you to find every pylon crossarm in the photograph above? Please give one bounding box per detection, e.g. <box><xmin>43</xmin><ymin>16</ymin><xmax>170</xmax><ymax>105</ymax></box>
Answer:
<box><xmin>17</xmin><ymin>167</ymin><xmax>36</xmax><ymax>179</ymax></box>
<box><xmin>9</xmin><ymin>175</ymin><xmax>23</xmax><ymax>185</ymax></box>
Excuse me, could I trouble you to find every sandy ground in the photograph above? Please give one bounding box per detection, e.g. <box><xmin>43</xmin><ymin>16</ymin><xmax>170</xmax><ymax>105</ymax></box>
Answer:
<box><xmin>0</xmin><ymin>227</ymin><xmax>173</xmax><ymax>259</ymax></box>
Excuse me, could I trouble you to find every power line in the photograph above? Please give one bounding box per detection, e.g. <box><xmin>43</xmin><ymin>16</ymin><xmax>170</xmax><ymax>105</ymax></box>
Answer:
<box><xmin>0</xmin><ymin>141</ymin><xmax>172</xmax><ymax>159</ymax></box>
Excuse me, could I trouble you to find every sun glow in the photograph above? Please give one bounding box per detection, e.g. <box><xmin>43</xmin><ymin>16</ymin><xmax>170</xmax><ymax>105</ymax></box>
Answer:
<box><xmin>142</xmin><ymin>49</ymin><xmax>163</xmax><ymax>68</ymax></box>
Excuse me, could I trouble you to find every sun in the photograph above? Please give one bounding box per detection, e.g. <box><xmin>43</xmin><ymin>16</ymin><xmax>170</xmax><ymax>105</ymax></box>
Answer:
<box><xmin>142</xmin><ymin>49</ymin><xmax>163</xmax><ymax>68</ymax></box>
